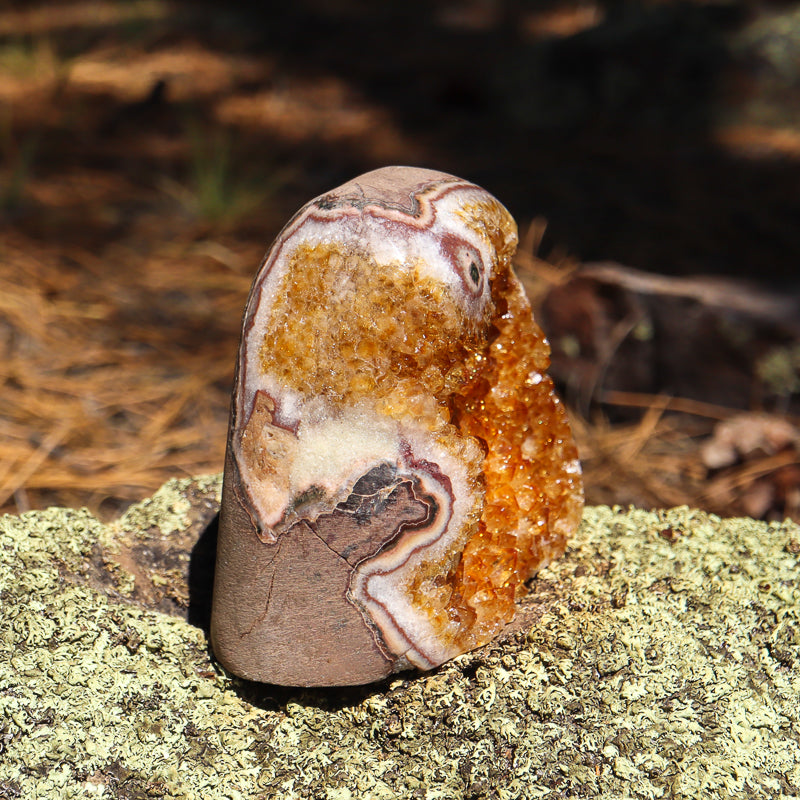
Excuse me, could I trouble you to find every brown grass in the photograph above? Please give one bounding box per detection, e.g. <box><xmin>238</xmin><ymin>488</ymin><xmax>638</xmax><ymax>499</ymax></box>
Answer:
<box><xmin>0</xmin><ymin>230</ymin><xmax>260</xmax><ymax>516</ymax></box>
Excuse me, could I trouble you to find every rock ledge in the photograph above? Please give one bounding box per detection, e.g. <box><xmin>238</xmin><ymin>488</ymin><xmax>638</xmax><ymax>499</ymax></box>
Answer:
<box><xmin>1</xmin><ymin>476</ymin><xmax>798</xmax><ymax>799</ymax></box>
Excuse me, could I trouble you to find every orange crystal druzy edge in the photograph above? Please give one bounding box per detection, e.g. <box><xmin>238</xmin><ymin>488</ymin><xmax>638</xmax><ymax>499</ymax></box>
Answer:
<box><xmin>400</xmin><ymin>208</ymin><xmax>584</xmax><ymax>655</ymax></box>
<box><xmin>446</xmin><ymin>264</ymin><xmax>584</xmax><ymax>650</ymax></box>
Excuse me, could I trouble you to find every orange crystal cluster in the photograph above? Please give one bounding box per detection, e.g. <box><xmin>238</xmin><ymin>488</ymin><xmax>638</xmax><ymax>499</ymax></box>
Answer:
<box><xmin>259</xmin><ymin>241</ymin><xmax>486</xmax><ymax>412</ymax></box>
<box><xmin>452</xmin><ymin>267</ymin><xmax>584</xmax><ymax>645</ymax></box>
<box><xmin>254</xmin><ymin>204</ymin><xmax>583</xmax><ymax>653</ymax></box>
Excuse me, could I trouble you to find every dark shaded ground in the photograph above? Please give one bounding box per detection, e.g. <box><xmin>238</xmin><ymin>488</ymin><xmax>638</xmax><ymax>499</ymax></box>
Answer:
<box><xmin>1</xmin><ymin>0</ymin><xmax>799</xmax><ymax>519</ymax></box>
<box><xmin>178</xmin><ymin>0</ymin><xmax>800</xmax><ymax>282</ymax></box>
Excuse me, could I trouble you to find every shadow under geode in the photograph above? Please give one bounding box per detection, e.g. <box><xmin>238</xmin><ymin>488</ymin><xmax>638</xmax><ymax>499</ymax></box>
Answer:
<box><xmin>187</xmin><ymin>513</ymin><xmax>218</xmax><ymax>632</ymax></box>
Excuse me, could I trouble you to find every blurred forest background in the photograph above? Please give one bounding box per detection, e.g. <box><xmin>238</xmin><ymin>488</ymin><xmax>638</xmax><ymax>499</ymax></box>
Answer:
<box><xmin>1</xmin><ymin>0</ymin><xmax>799</xmax><ymax>522</ymax></box>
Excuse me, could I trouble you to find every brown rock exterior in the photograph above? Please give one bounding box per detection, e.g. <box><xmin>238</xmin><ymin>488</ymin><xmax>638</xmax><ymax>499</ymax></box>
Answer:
<box><xmin>211</xmin><ymin>166</ymin><xmax>583</xmax><ymax>686</ymax></box>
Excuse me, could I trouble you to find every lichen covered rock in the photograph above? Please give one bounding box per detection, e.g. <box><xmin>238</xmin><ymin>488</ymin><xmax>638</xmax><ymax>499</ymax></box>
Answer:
<box><xmin>1</xmin><ymin>479</ymin><xmax>798</xmax><ymax>798</ymax></box>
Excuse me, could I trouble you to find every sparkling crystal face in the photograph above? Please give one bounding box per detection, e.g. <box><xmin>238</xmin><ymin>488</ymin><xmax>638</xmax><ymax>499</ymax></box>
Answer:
<box><xmin>213</xmin><ymin>167</ymin><xmax>584</xmax><ymax>685</ymax></box>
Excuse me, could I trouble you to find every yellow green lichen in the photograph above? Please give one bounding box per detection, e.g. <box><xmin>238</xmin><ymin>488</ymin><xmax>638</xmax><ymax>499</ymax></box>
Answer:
<box><xmin>1</xmin><ymin>480</ymin><xmax>798</xmax><ymax>799</ymax></box>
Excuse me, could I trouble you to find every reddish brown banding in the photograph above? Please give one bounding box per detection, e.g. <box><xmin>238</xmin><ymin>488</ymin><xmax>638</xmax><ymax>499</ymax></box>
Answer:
<box><xmin>350</xmin><ymin>460</ymin><xmax>455</xmax><ymax>669</ymax></box>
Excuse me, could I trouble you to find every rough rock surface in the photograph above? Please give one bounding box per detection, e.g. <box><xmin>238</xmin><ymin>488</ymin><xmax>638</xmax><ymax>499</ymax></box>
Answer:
<box><xmin>1</xmin><ymin>475</ymin><xmax>798</xmax><ymax>799</ymax></box>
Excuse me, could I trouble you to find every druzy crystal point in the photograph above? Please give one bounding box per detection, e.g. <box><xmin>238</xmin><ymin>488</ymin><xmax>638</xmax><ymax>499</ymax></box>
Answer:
<box><xmin>211</xmin><ymin>166</ymin><xmax>584</xmax><ymax>686</ymax></box>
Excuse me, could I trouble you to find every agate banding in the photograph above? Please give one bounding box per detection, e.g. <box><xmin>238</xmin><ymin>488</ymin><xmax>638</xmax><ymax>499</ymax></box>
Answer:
<box><xmin>211</xmin><ymin>166</ymin><xmax>584</xmax><ymax>686</ymax></box>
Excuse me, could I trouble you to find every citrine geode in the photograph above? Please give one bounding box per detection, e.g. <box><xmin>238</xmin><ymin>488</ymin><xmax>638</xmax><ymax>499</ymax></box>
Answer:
<box><xmin>211</xmin><ymin>166</ymin><xmax>583</xmax><ymax>686</ymax></box>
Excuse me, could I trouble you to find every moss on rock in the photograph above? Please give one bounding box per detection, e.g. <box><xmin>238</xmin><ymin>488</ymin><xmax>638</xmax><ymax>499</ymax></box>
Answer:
<box><xmin>1</xmin><ymin>477</ymin><xmax>798</xmax><ymax>799</ymax></box>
